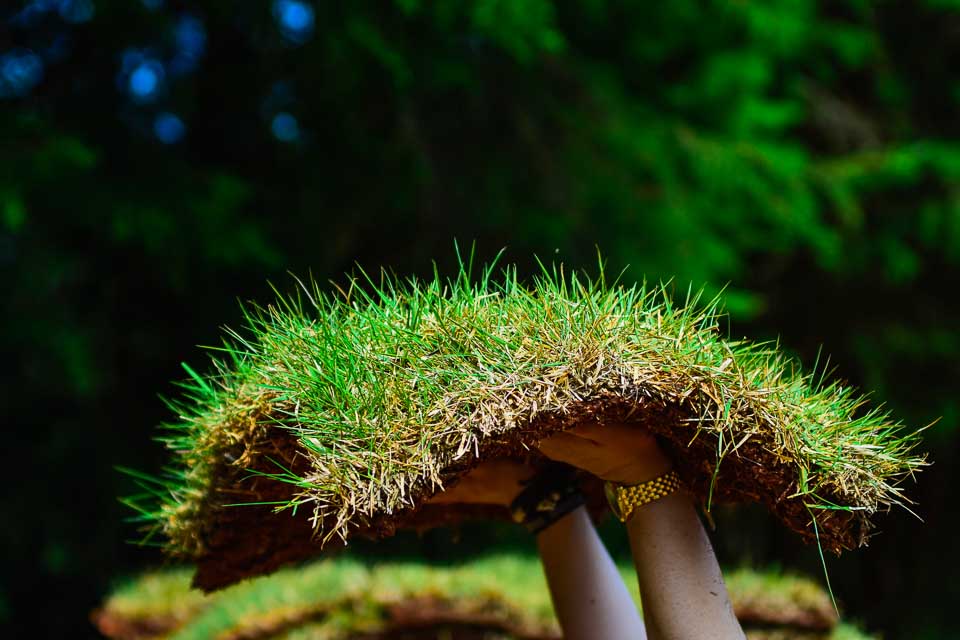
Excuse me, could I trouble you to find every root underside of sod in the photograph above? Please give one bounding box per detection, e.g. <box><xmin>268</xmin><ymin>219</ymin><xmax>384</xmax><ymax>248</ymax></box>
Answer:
<box><xmin>130</xmin><ymin>258</ymin><xmax>925</xmax><ymax>590</ymax></box>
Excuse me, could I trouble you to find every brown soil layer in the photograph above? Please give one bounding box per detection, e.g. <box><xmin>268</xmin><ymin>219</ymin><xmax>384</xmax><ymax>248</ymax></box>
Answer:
<box><xmin>217</xmin><ymin>606</ymin><xmax>327</xmax><ymax>640</ymax></box>
<box><xmin>743</xmin><ymin>631</ymin><xmax>830</xmax><ymax>640</ymax></box>
<box><xmin>364</xmin><ymin>597</ymin><xmax>558</xmax><ymax>640</ymax></box>
<box><xmin>92</xmin><ymin>592</ymin><xmax>839</xmax><ymax>640</ymax></box>
<box><xmin>90</xmin><ymin>608</ymin><xmax>181</xmax><ymax>639</ymax></box>
<box><xmin>736</xmin><ymin>603</ymin><xmax>837</xmax><ymax>632</ymax></box>
<box><xmin>90</xmin><ymin>600</ymin><xmax>549</xmax><ymax>640</ymax></box>
<box><xmin>193</xmin><ymin>393</ymin><xmax>864</xmax><ymax>591</ymax></box>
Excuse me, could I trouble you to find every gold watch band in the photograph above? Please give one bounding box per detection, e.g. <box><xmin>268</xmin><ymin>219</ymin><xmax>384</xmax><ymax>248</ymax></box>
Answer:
<box><xmin>604</xmin><ymin>469</ymin><xmax>683</xmax><ymax>522</ymax></box>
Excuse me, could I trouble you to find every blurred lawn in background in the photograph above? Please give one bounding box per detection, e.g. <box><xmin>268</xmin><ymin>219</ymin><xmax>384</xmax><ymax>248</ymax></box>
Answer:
<box><xmin>94</xmin><ymin>554</ymin><xmax>871</xmax><ymax>640</ymax></box>
<box><xmin>2</xmin><ymin>1</ymin><xmax>958</xmax><ymax>637</ymax></box>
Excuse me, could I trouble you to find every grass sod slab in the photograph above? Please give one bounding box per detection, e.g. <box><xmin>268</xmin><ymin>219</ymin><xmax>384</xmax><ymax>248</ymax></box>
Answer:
<box><xmin>126</xmin><ymin>255</ymin><xmax>925</xmax><ymax>588</ymax></box>
<box><xmin>92</xmin><ymin>554</ymin><xmax>874</xmax><ymax>640</ymax></box>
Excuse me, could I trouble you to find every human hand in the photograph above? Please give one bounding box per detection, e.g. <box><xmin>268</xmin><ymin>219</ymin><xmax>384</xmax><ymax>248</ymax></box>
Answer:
<box><xmin>537</xmin><ymin>422</ymin><xmax>672</xmax><ymax>485</ymax></box>
<box><xmin>425</xmin><ymin>458</ymin><xmax>534</xmax><ymax>507</ymax></box>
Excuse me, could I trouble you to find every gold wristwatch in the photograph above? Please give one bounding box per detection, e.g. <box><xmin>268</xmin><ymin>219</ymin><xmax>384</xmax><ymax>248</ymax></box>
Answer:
<box><xmin>604</xmin><ymin>469</ymin><xmax>683</xmax><ymax>522</ymax></box>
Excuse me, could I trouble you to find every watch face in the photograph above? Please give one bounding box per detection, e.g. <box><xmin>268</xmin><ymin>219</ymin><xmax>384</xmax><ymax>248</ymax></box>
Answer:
<box><xmin>604</xmin><ymin>481</ymin><xmax>624</xmax><ymax>521</ymax></box>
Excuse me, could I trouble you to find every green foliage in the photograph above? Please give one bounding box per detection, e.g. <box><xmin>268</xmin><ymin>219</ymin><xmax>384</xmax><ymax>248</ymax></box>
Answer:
<box><xmin>5</xmin><ymin>0</ymin><xmax>960</xmax><ymax>636</ymax></box>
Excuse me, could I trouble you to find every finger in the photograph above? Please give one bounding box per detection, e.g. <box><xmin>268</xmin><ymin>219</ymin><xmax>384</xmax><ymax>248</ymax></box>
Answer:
<box><xmin>565</xmin><ymin>423</ymin><xmax>606</xmax><ymax>441</ymax></box>
<box><xmin>567</xmin><ymin>421</ymin><xmax>630</xmax><ymax>438</ymax></box>
<box><xmin>550</xmin><ymin>427</ymin><xmax>604</xmax><ymax>445</ymax></box>
<box><xmin>538</xmin><ymin>430</ymin><xmax>594</xmax><ymax>450</ymax></box>
<box><xmin>567</xmin><ymin>421</ymin><xmax>650</xmax><ymax>444</ymax></box>
<box><xmin>537</xmin><ymin>431</ymin><xmax>600</xmax><ymax>462</ymax></box>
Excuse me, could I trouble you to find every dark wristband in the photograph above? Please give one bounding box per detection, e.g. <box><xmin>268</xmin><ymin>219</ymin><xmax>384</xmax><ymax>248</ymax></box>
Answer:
<box><xmin>509</xmin><ymin>462</ymin><xmax>586</xmax><ymax>535</ymax></box>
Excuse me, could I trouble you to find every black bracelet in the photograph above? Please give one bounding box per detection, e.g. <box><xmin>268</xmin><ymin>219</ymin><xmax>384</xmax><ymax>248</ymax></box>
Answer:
<box><xmin>509</xmin><ymin>462</ymin><xmax>586</xmax><ymax>535</ymax></box>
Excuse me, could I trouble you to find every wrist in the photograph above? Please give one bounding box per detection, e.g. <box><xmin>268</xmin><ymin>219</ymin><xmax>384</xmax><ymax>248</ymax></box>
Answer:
<box><xmin>533</xmin><ymin>503</ymin><xmax>587</xmax><ymax>540</ymax></box>
<box><xmin>604</xmin><ymin>468</ymin><xmax>685</xmax><ymax>523</ymax></box>
<box><xmin>509</xmin><ymin>462</ymin><xmax>585</xmax><ymax>535</ymax></box>
<box><xmin>623</xmin><ymin>488</ymin><xmax>693</xmax><ymax>527</ymax></box>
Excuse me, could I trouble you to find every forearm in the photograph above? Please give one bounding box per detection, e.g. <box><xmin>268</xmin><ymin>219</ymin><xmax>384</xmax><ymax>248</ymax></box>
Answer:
<box><xmin>626</xmin><ymin>492</ymin><xmax>744</xmax><ymax>640</ymax></box>
<box><xmin>537</xmin><ymin>505</ymin><xmax>646</xmax><ymax>640</ymax></box>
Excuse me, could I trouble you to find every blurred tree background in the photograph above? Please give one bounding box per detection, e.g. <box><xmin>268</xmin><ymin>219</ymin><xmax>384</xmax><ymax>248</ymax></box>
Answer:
<box><xmin>2</xmin><ymin>0</ymin><xmax>958</xmax><ymax>637</ymax></box>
